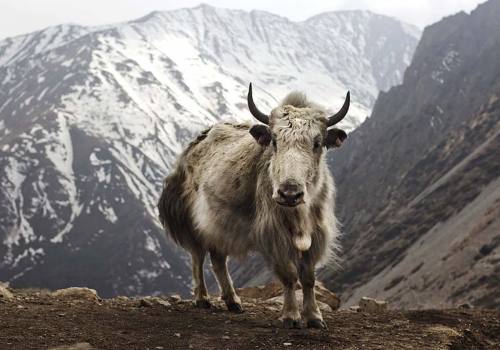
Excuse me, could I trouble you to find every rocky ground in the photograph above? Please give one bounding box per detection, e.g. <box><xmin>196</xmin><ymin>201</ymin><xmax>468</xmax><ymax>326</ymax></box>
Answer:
<box><xmin>1</xmin><ymin>284</ymin><xmax>500</xmax><ymax>350</ymax></box>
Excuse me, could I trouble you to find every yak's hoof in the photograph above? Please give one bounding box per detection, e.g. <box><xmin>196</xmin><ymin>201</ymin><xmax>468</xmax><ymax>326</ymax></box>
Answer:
<box><xmin>307</xmin><ymin>319</ymin><xmax>328</xmax><ymax>329</ymax></box>
<box><xmin>194</xmin><ymin>299</ymin><xmax>212</xmax><ymax>309</ymax></box>
<box><xmin>282</xmin><ymin>318</ymin><xmax>303</xmax><ymax>329</ymax></box>
<box><xmin>226</xmin><ymin>302</ymin><xmax>244</xmax><ymax>313</ymax></box>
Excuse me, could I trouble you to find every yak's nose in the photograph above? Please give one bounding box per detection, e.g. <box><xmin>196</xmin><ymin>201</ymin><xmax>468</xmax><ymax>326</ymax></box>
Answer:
<box><xmin>277</xmin><ymin>182</ymin><xmax>304</xmax><ymax>206</ymax></box>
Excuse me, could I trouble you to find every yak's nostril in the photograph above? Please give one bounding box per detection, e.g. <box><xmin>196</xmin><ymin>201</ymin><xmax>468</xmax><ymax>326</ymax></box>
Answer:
<box><xmin>294</xmin><ymin>191</ymin><xmax>304</xmax><ymax>200</ymax></box>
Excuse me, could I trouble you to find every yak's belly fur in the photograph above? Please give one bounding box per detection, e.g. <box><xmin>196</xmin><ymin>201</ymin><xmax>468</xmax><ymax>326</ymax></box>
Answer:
<box><xmin>192</xmin><ymin>184</ymin><xmax>256</xmax><ymax>256</ymax></box>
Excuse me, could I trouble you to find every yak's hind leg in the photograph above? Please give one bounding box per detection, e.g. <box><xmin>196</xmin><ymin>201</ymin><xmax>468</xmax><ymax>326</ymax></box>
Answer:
<box><xmin>209</xmin><ymin>250</ymin><xmax>243</xmax><ymax>313</ymax></box>
<box><xmin>191</xmin><ymin>248</ymin><xmax>211</xmax><ymax>308</ymax></box>
<box><xmin>274</xmin><ymin>261</ymin><xmax>302</xmax><ymax>329</ymax></box>
<box><xmin>299</xmin><ymin>251</ymin><xmax>326</xmax><ymax>329</ymax></box>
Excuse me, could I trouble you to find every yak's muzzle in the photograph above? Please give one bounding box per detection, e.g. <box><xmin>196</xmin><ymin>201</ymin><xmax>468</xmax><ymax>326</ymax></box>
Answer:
<box><xmin>275</xmin><ymin>181</ymin><xmax>305</xmax><ymax>207</ymax></box>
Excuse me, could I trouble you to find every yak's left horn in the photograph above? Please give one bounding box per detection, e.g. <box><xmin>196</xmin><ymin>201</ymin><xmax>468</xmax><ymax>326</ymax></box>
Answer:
<box><xmin>327</xmin><ymin>91</ymin><xmax>350</xmax><ymax>127</ymax></box>
<box><xmin>247</xmin><ymin>83</ymin><xmax>269</xmax><ymax>125</ymax></box>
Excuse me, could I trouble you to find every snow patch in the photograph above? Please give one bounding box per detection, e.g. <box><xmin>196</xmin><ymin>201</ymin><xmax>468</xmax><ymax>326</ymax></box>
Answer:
<box><xmin>99</xmin><ymin>204</ymin><xmax>118</xmax><ymax>223</ymax></box>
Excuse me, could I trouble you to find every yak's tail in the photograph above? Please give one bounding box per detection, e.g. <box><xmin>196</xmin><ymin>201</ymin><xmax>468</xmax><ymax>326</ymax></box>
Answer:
<box><xmin>158</xmin><ymin>165</ymin><xmax>200</xmax><ymax>250</ymax></box>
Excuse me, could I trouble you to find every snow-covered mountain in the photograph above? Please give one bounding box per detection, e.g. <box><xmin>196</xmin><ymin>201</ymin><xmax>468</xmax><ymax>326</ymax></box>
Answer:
<box><xmin>0</xmin><ymin>5</ymin><xmax>420</xmax><ymax>297</ymax></box>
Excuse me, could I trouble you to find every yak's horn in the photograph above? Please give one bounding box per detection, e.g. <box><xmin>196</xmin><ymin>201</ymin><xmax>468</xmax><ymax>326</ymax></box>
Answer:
<box><xmin>247</xmin><ymin>83</ymin><xmax>269</xmax><ymax>125</ymax></box>
<box><xmin>327</xmin><ymin>91</ymin><xmax>350</xmax><ymax>127</ymax></box>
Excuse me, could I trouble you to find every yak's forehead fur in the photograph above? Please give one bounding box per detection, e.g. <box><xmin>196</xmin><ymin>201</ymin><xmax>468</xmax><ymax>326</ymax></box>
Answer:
<box><xmin>270</xmin><ymin>92</ymin><xmax>328</xmax><ymax>141</ymax></box>
<box><xmin>280</xmin><ymin>91</ymin><xmax>325</xmax><ymax>111</ymax></box>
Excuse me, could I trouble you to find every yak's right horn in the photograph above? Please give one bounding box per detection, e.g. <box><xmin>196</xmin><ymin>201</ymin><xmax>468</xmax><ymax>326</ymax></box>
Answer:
<box><xmin>247</xmin><ymin>83</ymin><xmax>270</xmax><ymax>125</ymax></box>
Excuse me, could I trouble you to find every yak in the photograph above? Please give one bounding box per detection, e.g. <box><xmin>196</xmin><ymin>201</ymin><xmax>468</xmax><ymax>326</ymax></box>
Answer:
<box><xmin>158</xmin><ymin>83</ymin><xmax>349</xmax><ymax>329</ymax></box>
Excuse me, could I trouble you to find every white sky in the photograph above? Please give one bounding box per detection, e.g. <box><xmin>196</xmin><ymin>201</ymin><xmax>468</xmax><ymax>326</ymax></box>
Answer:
<box><xmin>0</xmin><ymin>0</ymin><xmax>487</xmax><ymax>40</ymax></box>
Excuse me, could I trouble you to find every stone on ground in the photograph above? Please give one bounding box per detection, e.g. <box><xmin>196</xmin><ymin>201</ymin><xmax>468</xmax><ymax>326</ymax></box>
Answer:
<box><xmin>0</xmin><ymin>285</ymin><xmax>14</xmax><ymax>302</ymax></box>
<box><xmin>359</xmin><ymin>297</ymin><xmax>388</xmax><ymax>313</ymax></box>
<box><xmin>51</xmin><ymin>287</ymin><xmax>100</xmax><ymax>301</ymax></box>
<box><xmin>140</xmin><ymin>296</ymin><xmax>171</xmax><ymax>307</ymax></box>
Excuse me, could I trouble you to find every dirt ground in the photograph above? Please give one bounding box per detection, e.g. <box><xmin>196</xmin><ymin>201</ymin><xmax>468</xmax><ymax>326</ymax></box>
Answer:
<box><xmin>1</xmin><ymin>288</ymin><xmax>500</xmax><ymax>350</ymax></box>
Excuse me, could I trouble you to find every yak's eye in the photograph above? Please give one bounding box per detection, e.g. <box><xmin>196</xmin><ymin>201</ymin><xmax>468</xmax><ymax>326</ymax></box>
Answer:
<box><xmin>313</xmin><ymin>138</ymin><xmax>321</xmax><ymax>150</ymax></box>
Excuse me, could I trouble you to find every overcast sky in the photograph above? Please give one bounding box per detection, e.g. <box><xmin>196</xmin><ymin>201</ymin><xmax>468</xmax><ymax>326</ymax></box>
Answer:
<box><xmin>0</xmin><ymin>0</ymin><xmax>486</xmax><ymax>39</ymax></box>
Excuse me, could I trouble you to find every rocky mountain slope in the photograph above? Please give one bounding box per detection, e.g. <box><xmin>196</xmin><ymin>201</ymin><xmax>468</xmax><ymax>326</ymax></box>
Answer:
<box><xmin>1</xmin><ymin>285</ymin><xmax>499</xmax><ymax>349</ymax></box>
<box><xmin>322</xmin><ymin>0</ymin><xmax>500</xmax><ymax>309</ymax></box>
<box><xmin>0</xmin><ymin>5</ymin><xmax>420</xmax><ymax>297</ymax></box>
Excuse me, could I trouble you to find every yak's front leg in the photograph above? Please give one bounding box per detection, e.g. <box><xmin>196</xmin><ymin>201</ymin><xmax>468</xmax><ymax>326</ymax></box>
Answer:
<box><xmin>299</xmin><ymin>252</ymin><xmax>326</xmax><ymax>329</ymax></box>
<box><xmin>274</xmin><ymin>261</ymin><xmax>302</xmax><ymax>329</ymax></box>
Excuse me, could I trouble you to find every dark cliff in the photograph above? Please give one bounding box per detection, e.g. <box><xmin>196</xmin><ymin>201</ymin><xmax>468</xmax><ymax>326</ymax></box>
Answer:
<box><xmin>326</xmin><ymin>0</ymin><xmax>500</xmax><ymax>308</ymax></box>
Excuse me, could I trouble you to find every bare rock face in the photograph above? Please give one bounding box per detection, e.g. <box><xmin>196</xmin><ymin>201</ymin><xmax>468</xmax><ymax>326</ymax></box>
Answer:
<box><xmin>51</xmin><ymin>287</ymin><xmax>100</xmax><ymax>301</ymax></box>
<box><xmin>0</xmin><ymin>285</ymin><xmax>14</xmax><ymax>302</ymax></box>
<box><xmin>358</xmin><ymin>297</ymin><xmax>389</xmax><ymax>313</ymax></box>
<box><xmin>323</xmin><ymin>0</ymin><xmax>500</xmax><ymax>309</ymax></box>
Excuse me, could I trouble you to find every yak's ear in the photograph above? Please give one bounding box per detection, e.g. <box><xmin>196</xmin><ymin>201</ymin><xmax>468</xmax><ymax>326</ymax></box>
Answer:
<box><xmin>250</xmin><ymin>124</ymin><xmax>272</xmax><ymax>146</ymax></box>
<box><xmin>325</xmin><ymin>128</ymin><xmax>347</xmax><ymax>149</ymax></box>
